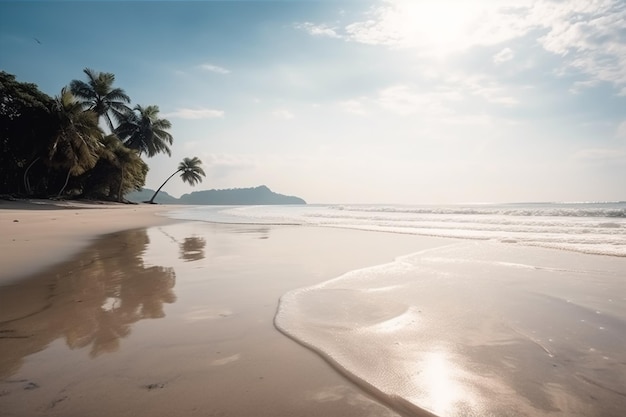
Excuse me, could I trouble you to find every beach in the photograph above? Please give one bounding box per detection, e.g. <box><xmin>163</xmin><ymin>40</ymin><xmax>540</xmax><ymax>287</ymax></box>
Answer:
<box><xmin>1</xmin><ymin>202</ymin><xmax>625</xmax><ymax>417</ymax></box>
<box><xmin>0</xmin><ymin>200</ymin><xmax>175</xmax><ymax>282</ymax></box>
<box><xmin>0</xmin><ymin>202</ymin><xmax>452</xmax><ymax>417</ymax></box>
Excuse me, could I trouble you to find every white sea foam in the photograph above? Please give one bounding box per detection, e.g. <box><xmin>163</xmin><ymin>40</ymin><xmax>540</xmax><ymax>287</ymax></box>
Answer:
<box><xmin>168</xmin><ymin>202</ymin><xmax>626</xmax><ymax>257</ymax></box>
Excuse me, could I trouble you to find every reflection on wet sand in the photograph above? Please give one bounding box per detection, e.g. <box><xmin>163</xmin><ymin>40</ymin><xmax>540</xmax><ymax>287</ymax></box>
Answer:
<box><xmin>179</xmin><ymin>236</ymin><xmax>207</xmax><ymax>262</ymax></box>
<box><xmin>0</xmin><ymin>229</ymin><xmax>176</xmax><ymax>377</ymax></box>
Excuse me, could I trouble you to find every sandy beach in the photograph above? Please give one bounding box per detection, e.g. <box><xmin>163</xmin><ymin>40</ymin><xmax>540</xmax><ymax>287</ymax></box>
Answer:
<box><xmin>0</xmin><ymin>202</ymin><xmax>454</xmax><ymax>417</ymax></box>
<box><xmin>0</xmin><ymin>199</ymin><xmax>175</xmax><ymax>282</ymax></box>
<box><xmin>1</xmin><ymin>202</ymin><xmax>625</xmax><ymax>417</ymax></box>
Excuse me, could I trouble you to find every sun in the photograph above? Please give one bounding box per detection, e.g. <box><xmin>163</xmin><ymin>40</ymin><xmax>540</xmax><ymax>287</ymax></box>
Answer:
<box><xmin>375</xmin><ymin>0</ymin><xmax>485</xmax><ymax>54</ymax></box>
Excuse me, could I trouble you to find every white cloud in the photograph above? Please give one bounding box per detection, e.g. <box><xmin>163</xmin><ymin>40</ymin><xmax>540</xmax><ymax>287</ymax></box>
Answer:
<box><xmin>534</xmin><ymin>1</ymin><xmax>626</xmax><ymax>92</ymax></box>
<box><xmin>342</xmin><ymin>0</ymin><xmax>533</xmax><ymax>53</ymax></box>
<box><xmin>294</xmin><ymin>22</ymin><xmax>340</xmax><ymax>38</ymax></box>
<box><xmin>493</xmin><ymin>47</ymin><xmax>515</xmax><ymax>64</ymax></box>
<box><xmin>272</xmin><ymin>109</ymin><xmax>295</xmax><ymax>120</ymax></box>
<box><xmin>199</xmin><ymin>63</ymin><xmax>231</xmax><ymax>74</ymax></box>
<box><xmin>304</xmin><ymin>0</ymin><xmax>626</xmax><ymax>93</ymax></box>
<box><xmin>165</xmin><ymin>108</ymin><xmax>225</xmax><ymax>119</ymax></box>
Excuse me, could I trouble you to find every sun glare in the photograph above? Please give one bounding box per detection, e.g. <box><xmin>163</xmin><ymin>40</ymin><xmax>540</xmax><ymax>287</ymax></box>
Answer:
<box><xmin>383</xmin><ymin>0</ymin><xmax>485</xmax><ymax>54</ymax></box>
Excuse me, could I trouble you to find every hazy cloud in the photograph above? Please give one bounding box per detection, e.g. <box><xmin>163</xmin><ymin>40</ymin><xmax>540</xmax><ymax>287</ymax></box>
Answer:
<box><xmin>294</xmin><ymin>22</ymin><xmax>340</xmax><ymax>38</ymax></box>
<box><xmin>338</xmin><ymin>99</ymin><xmax>368</xmax><ymax>115</ymax></box>
<box><xmin>272</xmin><ymin>109</ymin><xmax>295</xmax><ymax>120</ymax></box>
<box><xmin>573</xmin><ymin>147</ymin><xmax>626</xmax><ymax>161</ymax></box>
<box><xmin>617</xmin><ymin>121</ymin><xmax>626</xmax><ymax>138</ymax></box>
<box><xmin>165</xmin><ymin>108</ymin><xmax>225</xmax><ymax>119</ymax></box>
<box><xmin>199</xmin><ymin>63</ymin><xmax>231</xmax><ymax>74</ymax></box>
<box><xmin>202</xmin><ymin>153</ymin><xmax>258</xmax><ymax>179</ymax></box>
<box><xmin>493</xmin><ymin>47</ymin><xmax>515</xmax><ymax>64</ymax></box>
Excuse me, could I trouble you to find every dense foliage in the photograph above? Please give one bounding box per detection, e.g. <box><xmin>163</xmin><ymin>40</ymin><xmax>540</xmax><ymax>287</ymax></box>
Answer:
<box><xmin>0</xmin><ymin>69</ymin><xmax>180</xmax><ymax>201</ymax></box>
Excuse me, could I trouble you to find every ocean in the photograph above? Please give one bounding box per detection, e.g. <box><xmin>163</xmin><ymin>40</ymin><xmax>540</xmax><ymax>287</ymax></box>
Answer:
<box><xmin>167</xmin><ymin>201</ymin><xmax>626</xmax><ymax>257</ymax></box>
<box><xmin>166</xmin><ymin>202</ymin><xmax>626</xmax><ymax>416</ymax></box>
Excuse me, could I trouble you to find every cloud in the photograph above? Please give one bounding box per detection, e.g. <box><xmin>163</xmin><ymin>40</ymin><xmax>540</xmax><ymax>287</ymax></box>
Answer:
<box><xmin>294</xmin><ymin>22</ymin><xmax>340</xmax><ymax>38</ymax></box>
<box><xmin>201</xmin><ymin>153</ymin><xmax>258</xmax><ymax>179</ymax></box>
<box><xmin>272</xmin><ymin>109</ymin><xmax>295</xmax><ymax>120</ymax></box>
<box><xmin>534</xmin><ymin>0</ymin><xmax>626</xmax><ymax>92</ymax></box>
<box><xmin>493</xmin><ymin>47</ymin><xmax>515</xmax><ymax>64</ymax></box>
<box><xmin>342</xmin><ymin>1</ymin><xmax>532</xmax><ymax>52</ymax></box>
<box><xmin>338</xmin><ymin>99</ymin><xmax>368</xmax><ymax>115</ymax></box>
<box><xmin>199</xmin><ymin>63</ymin><xmax>231</xmax><ymax>74</ymax></box>
<box><xmin>165</xmin><ymin>108</ymin><xmax>225</xmax><ymax>119</ymax></box>
<box><xmin>573</xmin><ymin>147</ymin><xmax>626</xmax><ymax>161</ymax></box>
<box><xmin>303</xmin><ymin>0</ymin><xmax>626</xmax><ymax>93</ymax></box>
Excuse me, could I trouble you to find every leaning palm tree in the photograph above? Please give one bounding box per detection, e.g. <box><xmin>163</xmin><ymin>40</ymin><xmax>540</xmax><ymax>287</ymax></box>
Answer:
<box><xmin>47</xmin><ymin>87</ymin><xmax>103</xmax><ymax>197</ymax></box>
<box><xmin>70</xmin><ymin>68</ymin><xmax>131</xmax><ymax>132</ymax></box>
<box><xmin>115</xmin><ymin>105</ymin><xmax>173</xmax><ymax>157</ymax></box>
<box><xmin>148</xmin><ymin>157</ymin><xmax>205</xmax><ymax>204</ymax></box>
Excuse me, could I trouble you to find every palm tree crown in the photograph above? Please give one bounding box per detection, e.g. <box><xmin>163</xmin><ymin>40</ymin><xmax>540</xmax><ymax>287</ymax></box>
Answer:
<box><xmin>115</xmin><ymin>105</ymin><xmax>173</xmax><ymax>157</ymax></box>
<box><xmin>178</xmin><ymin>157</ymin><xmax>206</xmax><ymax>186</ymax></box>
<box><xmin>70</xmin><ymin>68</ymin><xmax>130</xmax><ymax>132</ymax></box>
<box><xmin>148</xmin><ymin>157</ymin><xmax>205</xmax><ymax>203</ymax></box>
<box><xmin>49</xmin><ymin>87</ymin><xmax>104</xmax><ymax>196</ymax></box>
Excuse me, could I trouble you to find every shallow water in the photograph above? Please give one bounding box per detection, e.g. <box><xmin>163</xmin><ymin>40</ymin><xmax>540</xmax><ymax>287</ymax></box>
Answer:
<box><xmin>276</xmin><ymin>240</ymin><xmax>626</xmax><ymax>416</ymax></box>
<box><xmin>164</xmin><ymin>204</ymin><xmax>626</xmax><ymax>416</ymax></box>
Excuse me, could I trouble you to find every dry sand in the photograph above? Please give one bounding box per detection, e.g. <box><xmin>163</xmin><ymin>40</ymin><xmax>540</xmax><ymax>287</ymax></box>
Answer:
<box><xmin>0</xmin><ymin>199</ymin><xmax>175</xmax><ymax>282</ymax></box>
<box><xmin>0</xmin><ymin>205</ymin><xmax>455</xmax><ymax>417</ymax></box>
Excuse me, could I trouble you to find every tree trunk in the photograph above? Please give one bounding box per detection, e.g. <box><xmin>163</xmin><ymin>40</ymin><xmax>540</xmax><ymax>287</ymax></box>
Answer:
<box><xmin>117</xmin><ymin>165</ymin><xmax>125</xmax><ymax>202</ymax></box>
<box><xmin>57</xmin><ymin>169</ymin><xmax>72</xmax><ymax>198</ymax></box>
<box><xmin>23</xmin><ymin>156</ymin><xmax>41</xmax><ymax>195</ymax></box>
<box><xmin>148</xmin><ymin>169</ymin><xmax>180</xmax><ymax>204</ymax></box>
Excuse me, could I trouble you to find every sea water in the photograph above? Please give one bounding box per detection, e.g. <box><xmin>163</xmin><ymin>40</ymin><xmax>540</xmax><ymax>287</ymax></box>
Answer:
<box><xmin>167</xmin><ymin>202</ymin><xmax>626</xmax><ymax>257</ymax></box>
<box><xmin>167</xmin><ymin>202</ymin><xmax>626</xmax><ymax>416</ymax></box>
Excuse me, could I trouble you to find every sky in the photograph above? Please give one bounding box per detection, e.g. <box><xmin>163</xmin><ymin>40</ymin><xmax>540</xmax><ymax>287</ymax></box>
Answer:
<box><xmin>1</xmin><ymin>0</ymin><xmax>625</xmax><ymax>204</ymax></box>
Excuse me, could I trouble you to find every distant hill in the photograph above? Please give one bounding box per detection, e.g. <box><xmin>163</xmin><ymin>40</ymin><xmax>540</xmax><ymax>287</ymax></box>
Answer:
<box><xmin>125</xmin><ymin>189</ymin><xmax>180</xmax><ymax>204</ymax></box>
<box><xmin>126</xmin><ymin>185</ymin><xmax>306</xmax><ymax>205</ymax></box>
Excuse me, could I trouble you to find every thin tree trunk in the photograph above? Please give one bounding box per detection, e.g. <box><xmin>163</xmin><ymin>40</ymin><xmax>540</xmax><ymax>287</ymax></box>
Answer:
<box><xmin>23</xmin><ymin>156</ymin><xmax>41</xmax><ymax>195</ymax></box>
<box><xmin>148</xmin><ymin>169</ymin><xmax>180</xmax><ymax>204</ymax></box>
<box><xmin>117</xmin><ymin>165</ymin><xmax>125</xmax><ymax>202</ymax></box>
<box><xmin>57</xmin><ymin>169</ymin><xmax>72</xmax><ymax>198</ymax></box>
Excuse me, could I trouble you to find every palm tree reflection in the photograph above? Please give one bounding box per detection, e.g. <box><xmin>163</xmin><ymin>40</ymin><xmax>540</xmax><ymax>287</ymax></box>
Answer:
<box><xmin>0</xmin><ymin>228</ymin><xmax>176</xmax><ymax>376</ymax></box>
<box><xmin>179</xmin><ymin>236</ymin><xmax>206</xmax><ymax>262</ymax></box>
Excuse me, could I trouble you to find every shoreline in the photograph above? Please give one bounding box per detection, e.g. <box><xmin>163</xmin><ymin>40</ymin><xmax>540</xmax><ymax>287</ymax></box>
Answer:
<box><xmin>2</xmin><ymin>203</ymin><xmax>624</xmax><ymax>416</ymax></box>
<box><xmin>0</xmin><ymin>219</ymin><xmax>458</xmax><ymax>417</ymax></box>
<box><xmin>0</xmin><ymin>199</ymin><xmax>179</xmax><ymax>283</ymax></box>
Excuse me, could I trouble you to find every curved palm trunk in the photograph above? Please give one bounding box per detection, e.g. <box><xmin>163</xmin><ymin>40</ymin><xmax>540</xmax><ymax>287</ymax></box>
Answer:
<box><xmin>23</xmin><ymin>156</ymin><xmax>41</xmax><ymax>195</ymax></box>
<box><xmin>148</xmin><ymin>169</ymin><xmax>181</xmax><ymax>204</ymax></box>
<box><xmin>57</xmin><ymin>169</ymin><xmax>72</xmax><ymax>198</ymax></box>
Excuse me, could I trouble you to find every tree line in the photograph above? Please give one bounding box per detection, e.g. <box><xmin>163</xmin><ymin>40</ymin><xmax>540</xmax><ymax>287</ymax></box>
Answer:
<box><xmin>0</xmin><ymin>69</ymin><xmax>205</xmax><ymax>202</ymax></box>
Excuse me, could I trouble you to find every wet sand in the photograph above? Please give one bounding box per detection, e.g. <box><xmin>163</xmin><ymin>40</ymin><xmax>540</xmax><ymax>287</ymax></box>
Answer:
<box><xmin>0</xmin><ymin>216</ymin><xmax>455</xmax><ymax>417</ymax></box>
<box><xmin>2</xmin><ymin>206</ymin><xmax>624</xmax><ymax>417</ymax></box>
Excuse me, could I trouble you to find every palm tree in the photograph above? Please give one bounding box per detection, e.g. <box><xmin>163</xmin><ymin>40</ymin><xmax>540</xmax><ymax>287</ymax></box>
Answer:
<box><xmin>96</xmin><ymin>134</ymin><xmax>148</xmax><ymax>201</ymax></box>
<box><xmin>148</xmin><ymin>157</ymin><xmax>205</xmax><ymax>204</ymax></box>
<box><xmin>115</xmin><ymin>105</ymin><xmax>173</xmax><ymax>157</ymax></box>
<box><xmin>48</xmin><ymin>88</ymin><xmax>103</xmax><ymax>197</ymax></box>
<box><xmin>70</xmin><ymin>68</ymin><xmax>131</xmax><ymax>132</ymax></box>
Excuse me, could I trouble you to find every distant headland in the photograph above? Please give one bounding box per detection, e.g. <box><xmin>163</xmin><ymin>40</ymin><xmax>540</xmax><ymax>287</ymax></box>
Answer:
<box><xmin>126</xmin><ymin>185</ymin><xmax>306</xmax><ymax>205</ymax></box>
